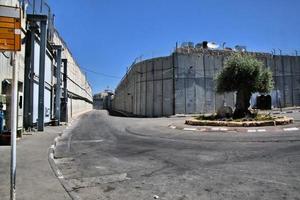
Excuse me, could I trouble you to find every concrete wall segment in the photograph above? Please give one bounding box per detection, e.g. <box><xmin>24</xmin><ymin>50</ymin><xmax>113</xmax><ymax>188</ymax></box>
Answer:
<box><xmin>113</xmin><ymin>50</ymin><xmax>300</xmax><ymax>117</ymax></box>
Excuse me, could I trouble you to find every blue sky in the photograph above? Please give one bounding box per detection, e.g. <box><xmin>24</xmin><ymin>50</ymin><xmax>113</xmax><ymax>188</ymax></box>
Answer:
<box><xmin>47</xmin><ymin>0</ymin><xmax>300</xmax><ymax>94</ymax></box>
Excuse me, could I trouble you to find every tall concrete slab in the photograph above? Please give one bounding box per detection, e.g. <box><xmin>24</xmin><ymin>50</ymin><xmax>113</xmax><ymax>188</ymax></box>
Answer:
<box><xmin>193</xmin><ymin>55</ymin><xmax>204</xmax><ymax>113</ymax></box>
<box><xmin>185</xmin><ymin>78</ymin><xmax>195</xmax><ymax>114</ymax></box>
<box><xmin>185</xmin><ymin>55</ymin><xmax>196</xmax><ymax>114</ymax></box>
<box><xmin>214</xmin><ymin>55</ymin><xmax>225</xmax><ymax>111</ymax></box>
<box><xmin>163</xmin><ymin>79</ymin><xmax>173</xmax><ymax>115</ymax></box>
<box><xmin>146</xmin><ymin>61</ymin><xmax>154</xmax><ymax>116</ymax></box>
<box><xmin>140</xmin><ymin>62</ymin><xmax>146</xmax><ymax>116</ymax></box>
<box><xmin>175</xmin><ymin>78</ymin><xmax>185</xmax><ymax>114</ymax></box>
<box><xmin>273</xmin><ymin>56</ymin><xmax>285</xmax><ymax>106</ymax></box>
<box><xmin>162</xmin><ymin>57</ymin><xmax>173</xmax><ymax>79</ymax></box>
<box><xmin>153</xmin><ymin>80</ymin><xmax>163</xmax><ymax>116</ymax></box>
<box><xmin>283</xmin><ymin>56</ymin><xmax>293</xmax><ymax>106</ymax></box>
<box><xmin>293</xmin><ymin>56</ymin><xmax>300</xmax><ymax>105</ymax></box>
<box><xmin>134</xmin><ymin>64</ymin><xmax>141</xmax><ymax>115</ymax></box>
<box><xmin>162</xmin><ymin>57</ymin><xmax>173</xmax><ymax>115</ymax></box>
<box><xmin>203</xmin><ymin>55</ymin><xmax>215</xmax><ymax>112</ymax></box>
<box><xmin>195</xmin><ymin>78</ymin><xmax>205</xmax><ymax>113</ymax></box>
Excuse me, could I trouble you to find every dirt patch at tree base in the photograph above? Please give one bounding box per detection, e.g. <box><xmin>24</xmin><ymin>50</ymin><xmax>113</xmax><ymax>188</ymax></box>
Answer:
<box><xmin>185</xmin><ymin>117</ymin><xmax>293</xmax><ymax>127</ymax></box>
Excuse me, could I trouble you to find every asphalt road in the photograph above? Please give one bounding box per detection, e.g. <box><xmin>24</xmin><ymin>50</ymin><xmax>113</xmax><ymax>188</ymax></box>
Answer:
<box><xmin>54</xmin><ymin>110</ymin><xmax>300</xmax><ymax>200</ymax></box>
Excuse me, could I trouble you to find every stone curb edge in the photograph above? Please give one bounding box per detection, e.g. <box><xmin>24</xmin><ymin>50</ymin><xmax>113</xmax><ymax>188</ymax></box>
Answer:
<box><xmin>169</xmin><ymin>125</ymin><xmax>300</xmax><ymax>133</ymax></box>
<box><xmin>185</xmin><ymin>117</ymin><xmax>294</xmax><ymax>127</ymax></box>
<box><xmin>47</xmin><ymin>117</ymin><xmax>83</xmax><ymax>200</ymax></box>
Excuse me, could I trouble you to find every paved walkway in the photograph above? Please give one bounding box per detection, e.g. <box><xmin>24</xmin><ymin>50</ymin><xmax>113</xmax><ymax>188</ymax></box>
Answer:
<box><xmin>0</xmin><ymin>126</ymin><xmax>71</xmax><ymax>200</ymax></box>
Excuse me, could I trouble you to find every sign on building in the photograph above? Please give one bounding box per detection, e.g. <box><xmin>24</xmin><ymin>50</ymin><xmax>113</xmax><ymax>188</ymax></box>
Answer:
<box><xmin>0</xmin><ymin>5</ymin><xmax>21</xmax><ymax>51</ymax></box>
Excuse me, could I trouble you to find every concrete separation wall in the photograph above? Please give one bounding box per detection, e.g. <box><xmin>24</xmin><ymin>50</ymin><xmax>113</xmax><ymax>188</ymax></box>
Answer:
<box><xmin>113</xmin><ymin>49</ymin><xmax>300</xmax><ymax>117</ymax></box>
<box><xmin>113</xmin><ymin>56</ymin><xmax>174</xmax><ymax>117</ymax></box>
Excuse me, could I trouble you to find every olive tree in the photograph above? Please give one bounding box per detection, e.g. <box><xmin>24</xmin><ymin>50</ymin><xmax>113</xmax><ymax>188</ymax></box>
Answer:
<box><xmin>216</xmin><ymin>53</ymin><xmax>273</xmax><ymax>118</ymax></box>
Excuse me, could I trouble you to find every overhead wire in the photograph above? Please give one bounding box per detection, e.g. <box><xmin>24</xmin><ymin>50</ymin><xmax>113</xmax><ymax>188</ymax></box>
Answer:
<box><xmin>79</xmin><ymin>66</ymin><xmax>121</xmax><ymax>79</ymax></box>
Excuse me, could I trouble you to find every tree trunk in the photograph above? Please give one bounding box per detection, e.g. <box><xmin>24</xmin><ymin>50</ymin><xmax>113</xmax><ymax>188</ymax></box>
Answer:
<box><xmin>233</xmin><ymin>90</ymin><xmax>251</xmax><ymax>119</ymax></box>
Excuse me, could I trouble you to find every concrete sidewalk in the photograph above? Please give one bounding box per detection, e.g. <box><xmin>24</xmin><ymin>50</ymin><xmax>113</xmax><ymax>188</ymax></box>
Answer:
<box><xmin>0</xmin><ymin>126</ymin><xmax>71</xmax><ymax>200</ymax></box>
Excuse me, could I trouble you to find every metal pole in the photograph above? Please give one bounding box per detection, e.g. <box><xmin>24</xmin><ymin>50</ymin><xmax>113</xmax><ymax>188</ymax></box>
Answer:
<box><xmin>55</xmin><ymin>46</ymin><xmax>62</xmax><ymax>125</ymax></box>
<box><xmin>161</xmin><ymin>60</ymin><xmax>163</xmax><ymax>116</ymax></box>
<box><xmin>23</xmin><ymin>27</ymin><xmax>32</xmax><ymax>129</ymax></box>
<box><xmin>10</xmin><ymin>52</ymin><xmax>18</xmax><ymax>200</ymax></box>
<box><xmin>203</xmin><ymin>54</ymin><xmax>207</xmax><ymax>113</ymax></box>
<box><xmin>184</xmin><ymin>74</ymin><xmax>186</xmax><ymax>113</ymax></box>
<box><xmin>62</xmin><ymin>59</ymin><xmax>68</xmax><ymax>122</ymax></box>
<box><xmin>29</xmin><ymin>25</ymin><xmax>36</xmax><ymax>128</ymax></box>
<box><xmin>24</xmin><ymin>24</ymin><xmax>37</xmax><ymax>129</ymax></box>
<box><xmin>40</xmin><ymin>0</ymin><xmax>43</xmax><ymax>13</ymax></box>
<box><xmin>43</xmin><ymin>3</ymin><xmax>51</xmax><ymax>41</ymax></box>
<box><xmin>33</xmin><ymin>0</ymin><xmax>36</xmax><ymax>14</ymax></box>
<box><xmin>37</xmin><ymin>19</ymin><xmax>47</xmax><ymax>131</ymax></box>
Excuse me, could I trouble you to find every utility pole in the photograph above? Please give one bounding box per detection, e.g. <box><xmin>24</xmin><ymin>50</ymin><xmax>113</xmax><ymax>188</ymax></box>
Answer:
<box><xmin>0</xmin><ymin>5</ymin><xmax>22</xmax><ymax>200</ymax></box>
<box><xmin>10</xmin><ymin>52</ymin><xmax>18</xmax><ymax>200</ymax></box>
<box><xmin>40</xmin><ymin>0</ymin><xmax>43</xmax><ymax>13</ymax></box>
<box><xmin>53</xmin><ymin>45</ymin><xmax>62</xmax><ymax>125</ymax></box>
<box><xmin>33</xmin><ymin>0</ymin><xmax>36</xmax><ymax>14</ymax></box>
<box><xmin>37</xmin><ymin>18</ymin><xmax>47</xmax><ymax>131</ymax></box>
<box><xmin>62</xmin><ymin>59</ymin><xmax>68</xmax><ymax>122</ymax></box>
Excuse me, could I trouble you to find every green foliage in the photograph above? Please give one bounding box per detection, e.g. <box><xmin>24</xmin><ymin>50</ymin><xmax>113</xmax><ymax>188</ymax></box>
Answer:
<box><xmin>216</xmin><ymin>53</ymin><xmax>274</xmax><ymax>94</ymax></box>
<box><xmin>194</xmin><ymin>113</ymin><xmax>280</xmax><ymax>122</ymax></box>
<box><xmin>254</xmin><ymin>113</ymin><xmax>278</xmax><ymax>121</ymax></box>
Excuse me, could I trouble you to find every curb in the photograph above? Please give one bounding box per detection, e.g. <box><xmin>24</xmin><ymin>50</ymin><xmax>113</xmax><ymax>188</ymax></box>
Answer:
<box><xmin>185</xmin><ymin>117</ymin><xmax>294</xmax><ymax>127</ymax></box>
<box><xmin>47</xmin><ymin>118</ymin><xmax>82</xmax><ymax>200</ymax></box>
<box><xmin>168</xmin><ymin>124</ymin><xmax>300</xmax><ymax>133</ymax></box>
